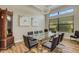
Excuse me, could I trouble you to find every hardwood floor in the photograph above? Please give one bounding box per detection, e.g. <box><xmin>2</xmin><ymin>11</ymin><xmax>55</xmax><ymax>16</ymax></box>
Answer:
<box><xmin>59</xmin><ymin>39</ymin><xmax>79</xmax><ymax>53</ymax></box>
<box><xmin>0</xmin><ymin>42</ymin><xmax>30</xmax><ymax>53</ymax></box>
<box><xmin>0</xmin><ymin>39</ymin><xmax>79</xmax><ymax>53</ymax></box>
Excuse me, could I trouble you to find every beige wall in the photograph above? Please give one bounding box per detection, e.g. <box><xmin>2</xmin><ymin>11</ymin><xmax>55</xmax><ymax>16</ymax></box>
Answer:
<box><xmin>0</xmin><ymin>5</ymin><xmax>45</xmax><ymax>42</ymax></box>
<box><xmin>74</xmin><ymin>6</ymin><xmax>79</xmax><ymax>31</ymax></box>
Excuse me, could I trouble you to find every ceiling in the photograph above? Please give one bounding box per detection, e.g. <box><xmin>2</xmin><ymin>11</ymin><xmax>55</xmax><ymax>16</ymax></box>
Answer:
<box><xmin>32</xmin><ymin>5</ymin><xmax>62</xmax><ymax>13</ymax></box>
<box><xmin>0</xmin><ymin>5</ymin><xmax>62</xmax><ymax>14</ymax></box>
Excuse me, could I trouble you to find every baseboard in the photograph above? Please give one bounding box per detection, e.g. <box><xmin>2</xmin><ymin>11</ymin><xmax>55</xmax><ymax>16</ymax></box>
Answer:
<box><xmin>64</xmin><ymin>37</ymin><xmax>70</xmax><ymax>39</ymax></box>
<box><xmin>15</xmin><ymin>39</ymin><xmax>23</xmax><ymax>43</ymax></box>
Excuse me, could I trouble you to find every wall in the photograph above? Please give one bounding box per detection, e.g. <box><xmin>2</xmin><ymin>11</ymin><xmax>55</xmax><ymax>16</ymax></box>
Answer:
<box><xmin>74</xmin><ymin>6</ymin><xmax>79</xmax><ymax>31</ymax></box>
<box><xmin>0</xmin><ymin>5</ymin><xmax>45</xmax><ymax>43</ymax></box>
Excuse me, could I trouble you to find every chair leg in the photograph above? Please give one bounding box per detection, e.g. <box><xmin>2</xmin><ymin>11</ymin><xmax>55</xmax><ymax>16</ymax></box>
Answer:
<box><xmin>59</xmin><ymin>43</ymin><xmax>65</xmax><ymax>47</ymax></box>
<box><xmin>49</xmin><ymin>48</ymin><xmax>55</xmax><ymax>52</ymax></box>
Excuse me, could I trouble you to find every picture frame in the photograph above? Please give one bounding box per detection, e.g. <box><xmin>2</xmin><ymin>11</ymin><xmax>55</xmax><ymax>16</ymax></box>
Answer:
<box><xmin>19</xmin><ymin>16</ymin><xmax>31</xmax><ymax>26</ymax></box>
<box><xmin>32</xmin><ymin>16</ymin><xmax>39</xmax><ymax>27</ymax></box>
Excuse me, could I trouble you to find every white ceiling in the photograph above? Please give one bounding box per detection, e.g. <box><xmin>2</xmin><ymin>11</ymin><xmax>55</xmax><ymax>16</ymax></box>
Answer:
<box><xmin>0</xmin><ymin>5</ymin><xmax>62</xmax><ymax>14</ymax></box>
<box><xmin>32</xmin><ymin>5</ymin><xmax>62</xmax><ymax>13</ymax></box>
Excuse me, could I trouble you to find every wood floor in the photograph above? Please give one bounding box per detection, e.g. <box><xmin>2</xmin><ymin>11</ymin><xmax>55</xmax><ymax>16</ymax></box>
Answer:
<box><xmin>0</xmin><ymin>39</ymin><xmax>79</xmax><ymax>53</ymax></box>
<box><xmin>60</xmin><ymin>39</ymin><xmax>79</xmax><ymax>53</ymax></box>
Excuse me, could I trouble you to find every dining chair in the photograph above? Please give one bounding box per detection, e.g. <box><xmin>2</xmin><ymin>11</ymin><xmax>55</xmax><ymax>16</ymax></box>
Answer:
<box><xmin>23</xmin><ymin>35</ymin><xmax>38</xmax><ymax>52</ymax></box>
<box><xmin>42</xmin><ymin>36</ymin><xmax>59</xmax><ymax>52</ymax></box>
<box><xmin>59</xmin><ymin>33</ymin><xmax>64</xmax><ymax>42</ymax></box>
<box><xmin>70</xmin><ymin>31</ymin><xmax>79</xmax><ymax>40</ymax></box>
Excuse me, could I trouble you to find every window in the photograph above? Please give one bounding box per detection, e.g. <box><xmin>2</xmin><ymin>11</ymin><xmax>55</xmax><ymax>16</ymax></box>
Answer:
<box><xmin>59</xmin><ymin>16</ymin><xmax>74</xmax><ymax>32</ymax></box>
<box><xmin>49</xmin><ymin>8</ymin><xmax>74</xmax><ymax>33</ymax></box>
<box><xmin>48</xmin><ymin>12</ymin><xmax>58</xmax><ymax>17</ymax></box>
<box><xmin>49</xmin><ymin>18</ymin><xmax>58</xmax><ymax>32</ymax></box>
<box><xmin>48</xmin><ymin>9</ymin><xmax>74</xmax><ymax>17</ymax></box>
<box><xmin>59</xmin><ymin>9</ymin><xmax>74</xmax><ymax>15</ymax></box>
<box><xmin>49</xmin><ymin>16</ymin><xmax>74</xmax><ymax>33</ymax></box>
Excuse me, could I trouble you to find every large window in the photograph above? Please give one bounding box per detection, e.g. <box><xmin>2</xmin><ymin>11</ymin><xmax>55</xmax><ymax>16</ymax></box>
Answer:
<box><xmin>49</xmin><ymin>9</ymin><xmax>74</xmax><ymax>33</ymax></box>
<box><xmin>49</xmin><ymin>16</ymin><xmax>74</xmax><ymax>33</ymax></box>
<box><xmin>49</xmin><ymin>8</ymin><xmax>74</xmax><ymax>33</ymax></box>
<box><xmin>59</xmin><ymin>16</ymin><xmax>74</xmax><ymax>32</ymax></box>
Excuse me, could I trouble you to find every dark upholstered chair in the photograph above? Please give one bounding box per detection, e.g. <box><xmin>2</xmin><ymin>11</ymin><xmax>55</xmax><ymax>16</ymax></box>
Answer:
<box><xmin>28</xmin><ymin>31</ymin><xmax>33</xmax><ymax>37</ymax></box>
<box><xmin>56</xmin><ymin>33</ymin><xmax>64</xmax><ymax>45</ymax></box>
<box><xmin>23</xmin><ymin>35</ymin><xmax>38</xmax><ymax>50</ymax></box>
<box><xmin>59</xmin><ymin>33</ymin><xmax>64</xmax><ymax>42</ymax></box>
<box><xmin>57</xmin><ymin>34</ymin><xmax>62</xmax><ymax>45</ymax></box>
<box><xmin>49</xmin><ymin>34</ymin><xmax>56</xmax><ymax>42</ymax></box>
<box><xmin>42</xmin><ymin>36</ymin><xmax>59</xmax><ymax>52</ymax></box>
<box><xmin>39</xmin><ymin>30</ymin><xmax>43</xmax><ymax>33</ymax></box>
<box><xmin>49</xmin><ymin>33</ymin><xmax>64</xmax><ymax>46</ymax></box>
<box><xmin>58</xmin><ymin>33</ymin><xmax>64</xmax><ymax>46</ymax></box>
<box><xmin>34</xmin><ymin>31</ymin><xmax>38</xmax><ymax>36</ymax></box>
<box><xmin>70</xmin><ymin>31</ymin><xmax>79</xmax><ymax>40</ymax></box>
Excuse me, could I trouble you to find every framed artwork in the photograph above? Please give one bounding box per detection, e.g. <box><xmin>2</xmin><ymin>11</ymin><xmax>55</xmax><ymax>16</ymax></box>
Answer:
<box><xmin>32</xmin><ymin>16</ymin><xmax>39</xmax><ymax>27</ymax></box>
<box><xmin>19</xmin><ymin>16</ymin><xmax>31</xmax><ymax>26</ymax></box>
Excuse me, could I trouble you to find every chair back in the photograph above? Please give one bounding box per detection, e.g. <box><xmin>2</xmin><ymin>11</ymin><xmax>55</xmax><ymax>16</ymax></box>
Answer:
<box><xmin>23</xmin><ymin>35</ymin><xmax>30</xmax><ymax>48</ymax></box>
<box><xmin>75</xmin><ymin>31</ymin><xmax>79</xmax><ymax>37</ymax></box>
<box><xmin>28</xmin><ymin>31</ymin><xmax>33</xmax><ymax>37</ymax></box>
<box><xmin>60</xmin><ymin>33</ymin><xmax>64</xmax><ymax>42</ymax></box>
<box><xmin>57</xmin><ymin>34</ymin><xmax>61</xmax><ymax>45</ymax></box>
<box><xmin>51</xmin><ymin>36</ymin><xmax>59</xmax><ymax>51</ymax></box>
